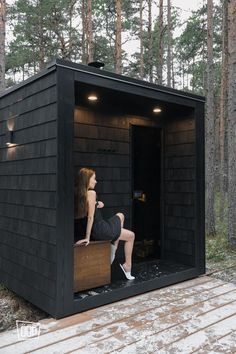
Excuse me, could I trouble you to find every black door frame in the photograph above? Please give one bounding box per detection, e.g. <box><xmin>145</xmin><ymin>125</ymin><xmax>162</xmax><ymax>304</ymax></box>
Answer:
<box><xmin>130</xmin><ymin>123</ymin><xmax>164</xmax><ymax>260</ymax></box>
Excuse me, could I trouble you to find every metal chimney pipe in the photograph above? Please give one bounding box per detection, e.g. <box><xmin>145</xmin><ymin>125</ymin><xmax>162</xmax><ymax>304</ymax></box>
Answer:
<box><xmin>88</xmin><ymin>61</ymin><xmax>105</xmax><ymax>69</ymax></box>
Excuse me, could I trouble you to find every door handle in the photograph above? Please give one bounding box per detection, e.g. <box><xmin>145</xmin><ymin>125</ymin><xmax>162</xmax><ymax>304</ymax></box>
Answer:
<box><xmin>133</xmin><ymin>191</ymin><xmax>146</xmax><ymax>202</ymax></box>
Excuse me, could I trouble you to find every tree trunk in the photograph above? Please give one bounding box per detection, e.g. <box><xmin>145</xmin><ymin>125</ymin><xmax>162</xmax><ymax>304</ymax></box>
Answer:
<box><xmin>167</xmin><ymin>0</ymin><xmax>172</xmax><ymax>87</ymax></box>
<box><xmin>192</xmin><ymin>57</ymin><xmax>195</xmax><ymax>91</ymax></box>
<box><xmin>219</xmin><ymin>0</ymin><xmax>228</xmax><ymax>219</ymax></box>
<box><xmin>205</xmin><ymin>0</ymin><xmax>216</xmax><ymax>236</ymax></box>
<box><xmin>228</xmin><ymin>0</ymin><xmax>236</xmax><ymax>246</ymax></box>
<box><xmin>38</xmin><ymin>0</ymin><xmax>45</xmax><ymax>70</ymax></box>
<box><xmin>147</xmin><ymin>0</ymin><xmax>153</xmax><ymax>82</ymax></box>
<box><xmin>0</xmin><ymin>0</ymin><xmax>6</xmax><ymax>93</ymax></box>
<box><xmin>87</xmin><ymin>0</ymin><xmax>93</xmax><ymax>63</ymax></box>
<box><xmin>81</xmin><ymin>0</ymin><xmax>87</xmax><ymax>64</ymax></box>
<box><xmin>68</xmin><ymin>0</ymin><xmax>76</xmax><ymax>60</ymax></box>
<box><xmin>139</xmin><ymin>0</ymin><xmax>144</xmax><ymax>80</ymax></box>
<box><xmin>157</xmin><ymin>0</ymin><xmax>163</xmax><ymax>84</ymax></box>
<box><xmin>22</xmin><ymin>64</ymin><xmax>25</xmax><ymax>81</ymax></box>
<box><xmin>171</xmin><ymin>57</ymin><xmax>175</xmax><ymax>88</ymax></box>
<box><xmin>115</xmin><ymin>0</ymin><xmax>122</xmax><ymax>74</ymax></box>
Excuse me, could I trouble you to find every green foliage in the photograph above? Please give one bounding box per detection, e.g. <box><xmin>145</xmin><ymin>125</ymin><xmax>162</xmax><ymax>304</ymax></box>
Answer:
<box><xmin>128</xmin><ymin>5</ymin><xmax>181</xmax><ymax>82</ymax></box>
<box><xmin>206</xmin><ymin>233</ymin><xmax>228</xmax><ymax>262</ymax></box>
<box><xmin>6</xmin><ymin>0</ymin><xmax>81</xmax><ymax>80</ymax></box>
<box><xmin>0</xmin><ymin>283</ymin><xmax>10</xmax><ymax>296</ymax></box>
<box><xmin>206</xmin><ymin>192</ymin><xmax>229</xmax><ymax>262</ymax></box>
<box><xmin>0</xmin><ymin>283</ymin><xmax>7</xmax><ymax>291</ymax></box>
<box><xmin>176</xmin><ymin>3</ymin><xmax>222</xmax><ymax>94</ymax></box>
<box><xmin>93</xmin><ymin>35</ymin><xmax>115</xmax><ymax>72</ymax></box>
<box><xmin>5</xmin><ymin>0</ymin><xmax>223</xmax><ymax>92</ymax></box>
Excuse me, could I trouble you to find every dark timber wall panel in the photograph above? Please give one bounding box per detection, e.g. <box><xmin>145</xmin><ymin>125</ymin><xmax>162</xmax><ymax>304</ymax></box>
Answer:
<box><xmin>74</xmin><ymin>107</ymin><xmax>159</xmax><ymax>227</ymax></box>
<box><xmin>74</xmin><ymin>107</ymin><xmax>130</xmax><ymax>225</ymax></box>
<box><xmin>0</xmin><ymin>72</ymin><xmax>57</xmax><ymax>314</ymax></box>
<box><xmin>163</xmin><ymin>117</ymin><xmax>196</xmax><ymax>266</ymax></box>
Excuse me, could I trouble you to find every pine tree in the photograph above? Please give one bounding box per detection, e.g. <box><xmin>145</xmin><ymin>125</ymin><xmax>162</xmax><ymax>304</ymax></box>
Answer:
<box><xmin>228</xmin><ymin>0</ymin><xmax>236</xmax><ymax>246</ymax></box>
<box><xmin>87</xmin><ymin>0</ymin><xmax>94</xmax><ymax>63</ymax></box>
<box><xmin>205</xmin><ymin>0</ymin><xmax>216</xmax><ymax>236</ymax></box>
<box><xmin>147</xmin><ymin>0</ymin><xmax>153</xmax><ymax>82</ymax></box>
<box><xmin>167</xmin><ymin>0</ymin><xmax>173</xmax><ymax>87</ymax></box>
<box><xmin>157</xmin><ymin>0</ymin><xmax>163</xmax><ymax>84</ymax></box>
<box><xmin>7</xmin><ymin>0</ymin><xmax>80</xmax><ymax>81</ymax></box>
<box><xmin>219</xmin><ymin>0</ymin><xmax>228</xmax><ymax>219</ymax></box>
<box><xmin>115</xmin><ymin>0</ymin><xmax>122</xmax><ymax>74</ymax></box>
<box><xmin>139</xmin><ymin>0</ymin><xmax>144</xmax><ymax>79</ymax></box>
<box><xmin>0</xmin><ymin>0</ymin><xmax>6</xmax><ymax>92</ymax></box>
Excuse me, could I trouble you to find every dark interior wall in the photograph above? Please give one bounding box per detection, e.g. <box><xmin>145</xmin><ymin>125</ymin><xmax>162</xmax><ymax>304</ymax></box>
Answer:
<box><xmin>74</xmin><ymin>106</ymin><xmax>197</xmax><ymax>267</ymax></box>
<box><xmin>163</xmin><ymin>116</ymin><xmax>196</xmax><ymax>266</ymax></box>
<box><xmin>74</xmin><ymin>106</ymin><xmax>160</xmax><ymax>229</ymax></box>
<box><xmin>0</xmin><ymin>71</ymin><xmax>58</xmax><ymax>314</ymax></box>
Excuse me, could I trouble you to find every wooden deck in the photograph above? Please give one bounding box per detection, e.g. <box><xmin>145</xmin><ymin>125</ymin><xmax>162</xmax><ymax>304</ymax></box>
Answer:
<box><xmin>1</xmin><ymin>276</ymin><xmax>236</xmax><ymax>353</ymax></box>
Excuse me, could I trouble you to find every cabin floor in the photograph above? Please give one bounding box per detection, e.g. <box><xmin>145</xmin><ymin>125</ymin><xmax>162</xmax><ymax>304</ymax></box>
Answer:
<box><xmin>1</xmin><ymin>276</ymin><xmax>236</xmax><ymax>353</ymax></box>
<box><xmin>74</xmin><ymin>259</ymin><xmax>192</xmax><ymax>300</ymax></box>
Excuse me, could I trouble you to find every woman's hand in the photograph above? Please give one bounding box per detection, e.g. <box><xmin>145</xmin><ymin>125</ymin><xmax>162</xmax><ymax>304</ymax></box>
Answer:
<box><xmin>75</xmin><ymin>239</ymin><xmax>90</xmax><ymax>246</ymax></box>
<box><xmin>97</xmin><ymin>201</ymin><xmax>104</xmax><ymax>208</ymax></box>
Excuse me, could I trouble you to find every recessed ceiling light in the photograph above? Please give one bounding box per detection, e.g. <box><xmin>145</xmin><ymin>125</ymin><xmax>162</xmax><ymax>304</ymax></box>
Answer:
<box><xmin>153</xmin><ymin>107</ymin><xmax>162</xmax><ymax>113</ymax></box>
<box><xmin>88</xmin><ymin>94</ymin><xmax>98</xmax><ymax>101</ymax></box>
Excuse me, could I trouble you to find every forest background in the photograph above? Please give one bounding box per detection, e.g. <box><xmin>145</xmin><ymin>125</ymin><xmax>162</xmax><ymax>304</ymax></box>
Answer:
<box><xmin>0</xmin><ymin>0</ymin><xmax>236</xmax><ymax>254</ymax></box>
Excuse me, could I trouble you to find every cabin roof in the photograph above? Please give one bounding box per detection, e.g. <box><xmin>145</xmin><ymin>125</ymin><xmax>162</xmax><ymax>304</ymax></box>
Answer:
<box><xmin>0</xmin><ymin>59</ymin><xmax>205</xmax><ymax>103</ymax></box>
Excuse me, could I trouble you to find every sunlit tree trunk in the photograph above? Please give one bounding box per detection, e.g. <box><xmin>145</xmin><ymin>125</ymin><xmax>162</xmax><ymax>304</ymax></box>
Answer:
<box><xmin>0</xmin><ymin>0</ymin><xmax>6</xmax><ymax>92</ymax></box>
<box><xmin>139</xmin><ymin>0</ymin><xmax>144</xmax><ymax>79</ymax></box>
<box><xmin>87</xmin><ymin>0</ymin><xmax>93</xmax><ymax>63</ymax></box>
<box><xmin>228</xmin><ymin>0</ymin><xmax>236</xmax><ymax>246</ymax></box>
<box><xmin>147</xmin><ymin>0</ymin><xmax>153</xmax><ymax>82</ymax></box>
<box><xmin>81</xmin><ymin>0</ymin><xmax>87</xmax><ymax>64</ymax></box>
<box><xmin>115</xmin><ymin>0</ymin><xmax>122</xmax><ymax>74</ymax></box>
<box><xmin>157</xmin><ymin>0</ymin><xmax>163</xmax><ymax>84</ymax></box>
<box><xmin>205</xmin><ymin>0</ymin><xmax>216</xmax><ymax>236</ymax></box>
<box><xmin>219</xmin><ymin>0</ymin><xmax>228</xmax><ymax>219</ymax></box>
<box><xmin>68</xmin><ymin>0</ymin><xmax>76</xmax><ymax>60</ymax></box>
<box><xmin>167</xmin><ymin>0</ymin><xmax>173</xmax><ymax>87</ymax></box>
<box><xmin>38</xmin><ymin>0</ymin><xmax>45</xmax><ymax>70</ymax></box>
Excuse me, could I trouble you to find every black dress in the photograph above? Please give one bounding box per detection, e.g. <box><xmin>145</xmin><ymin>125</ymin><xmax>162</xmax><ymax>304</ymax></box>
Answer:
<box><xmin>74</xmin><ymin>201</ymin><xmax>121</xmax><ymax>243</ymax></box>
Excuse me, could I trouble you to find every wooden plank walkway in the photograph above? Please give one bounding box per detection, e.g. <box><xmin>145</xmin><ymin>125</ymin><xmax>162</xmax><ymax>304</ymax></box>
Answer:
<box><xmin>0</xmin><ymin>276</ymin><xmax>236</xmax><ymax>353</ymax></box>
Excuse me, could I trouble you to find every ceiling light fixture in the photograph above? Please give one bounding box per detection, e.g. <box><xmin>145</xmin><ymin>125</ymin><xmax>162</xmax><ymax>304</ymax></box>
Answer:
<box><xmin>153</xmin><ymin>107</ymin><xmax>162</xmax><ymax>113</ymax></box>
<box><xmin>88</xmin><ymin>95</ymin><xmax>98</xmax><ymax>102</ymax></box>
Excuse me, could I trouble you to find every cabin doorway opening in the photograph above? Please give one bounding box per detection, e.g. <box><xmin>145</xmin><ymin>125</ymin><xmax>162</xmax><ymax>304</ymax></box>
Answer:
<box><xmin>131</xmin><ymin>125</ymin><xmax>162</xmax><ymax>262</ymax></box>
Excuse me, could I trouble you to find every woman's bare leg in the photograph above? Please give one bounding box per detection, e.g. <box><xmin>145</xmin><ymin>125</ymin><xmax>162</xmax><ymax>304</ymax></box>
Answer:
<box><xmin>116</xmin><ymin>212</ymin><xmax>124</xmax><ymax>227</ymax></box>
<box><xmin>118</xmin><ymin>228</ymin><xmax>135</xmax><ymax>272</ymax></box>
<box><xmin>113</xmin><ymin>213</ymin><xmax>125</xmax><ymax>249</ymax></box>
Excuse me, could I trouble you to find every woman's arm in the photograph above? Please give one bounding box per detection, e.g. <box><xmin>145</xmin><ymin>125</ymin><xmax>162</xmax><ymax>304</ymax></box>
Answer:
<box><xmin>97</xmin><ymin>201</ymin><xmax>104</xmax><ymax>208</ymax></box>
<box><xmin>85</xmin><ymin>190</ymin><xmax>96</xmax><ymax>241</ymax></box>
<box><xmin>75</xmin><ymin>190</ymin><xmax>96</xmax><ymax>246</ymax></box>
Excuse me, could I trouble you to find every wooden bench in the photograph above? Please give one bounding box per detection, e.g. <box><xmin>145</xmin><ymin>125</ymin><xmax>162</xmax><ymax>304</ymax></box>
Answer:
<box><xmin>74</xmin><ymin>240</ymin><xmax>111</xmax><ymax>293</ymax></box>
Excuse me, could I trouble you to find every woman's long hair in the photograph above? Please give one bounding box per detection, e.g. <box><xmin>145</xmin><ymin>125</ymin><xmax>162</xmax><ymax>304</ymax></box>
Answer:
<box><xmin>75</xmin><ymin>167</ymin><xmax>95</xmax><ymax>218</ymax></box>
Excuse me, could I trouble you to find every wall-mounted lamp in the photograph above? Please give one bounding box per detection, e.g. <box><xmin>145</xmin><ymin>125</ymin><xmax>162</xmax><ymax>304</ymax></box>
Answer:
<box><xmin>6</xmin><ymin>130</ymin><xmax>14</xmax><ymax>147</ymax></box>
<box><xmin>6</xmin><ymin>118</ymin><xmax>16</xmax><ymax>147</ymax></box>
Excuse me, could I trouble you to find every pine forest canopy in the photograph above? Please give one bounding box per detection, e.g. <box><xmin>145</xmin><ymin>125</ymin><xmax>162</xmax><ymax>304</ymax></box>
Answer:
<box><xmin>3</xmin><ymin>0</ymin><xmax>220</xmax><ymax>95</ymax></box>
<box><xmin>1</xmin><ymin>0</ymin><xmax>236</xmax><ymax>247</ymax></box>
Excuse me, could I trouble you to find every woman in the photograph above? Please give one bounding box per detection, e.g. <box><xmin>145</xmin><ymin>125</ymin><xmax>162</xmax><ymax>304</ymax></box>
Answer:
<box><xmin>74</xmin><ymin>167</ymin><xmax>135</xmax><ymax>280</ymax></box>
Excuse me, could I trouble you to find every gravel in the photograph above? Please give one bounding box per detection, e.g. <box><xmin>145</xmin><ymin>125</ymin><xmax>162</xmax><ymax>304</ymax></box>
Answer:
<box><xmin>0</xmin><ymin>286</ymin><xmax>48</xmax><ymax>333</ymax></box>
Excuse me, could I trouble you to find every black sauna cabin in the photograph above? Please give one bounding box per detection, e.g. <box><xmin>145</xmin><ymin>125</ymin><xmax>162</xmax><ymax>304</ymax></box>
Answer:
<box><xmin>0</xmin><ymin>59</ymin><xmax>205</xmax><ymax>318</ymax></box>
